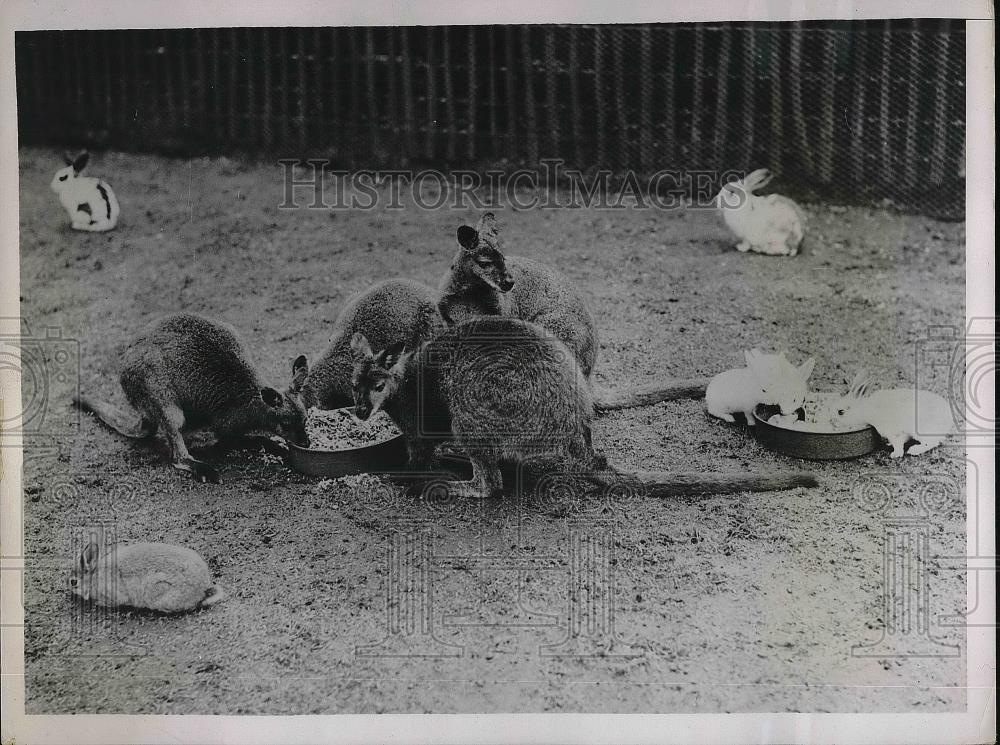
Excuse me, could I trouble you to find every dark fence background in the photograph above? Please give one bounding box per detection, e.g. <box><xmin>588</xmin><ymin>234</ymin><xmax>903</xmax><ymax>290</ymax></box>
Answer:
<box><xmin>15</xmin><ymin>21</ymin><xmax>966</xmax><ymax>218</ymax></box>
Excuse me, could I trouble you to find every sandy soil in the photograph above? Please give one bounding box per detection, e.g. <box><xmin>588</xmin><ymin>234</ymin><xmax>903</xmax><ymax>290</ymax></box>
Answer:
<box><xmin>16</xmin><ymin>147</ymin><xmax>966</xmax><ymax>713</ymax></box>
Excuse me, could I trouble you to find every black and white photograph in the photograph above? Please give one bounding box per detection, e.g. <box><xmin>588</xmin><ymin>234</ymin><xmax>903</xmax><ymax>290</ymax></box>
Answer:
<box><xmin>0</xmin><ymin>1</ymin><xmax>994</xmax><ymax>743</ymax></box>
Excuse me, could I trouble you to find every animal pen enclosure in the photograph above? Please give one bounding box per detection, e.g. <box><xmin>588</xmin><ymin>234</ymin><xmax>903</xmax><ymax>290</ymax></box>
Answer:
<box><xmin>15</xmin><ymin>20</ymin><xmax>966</xmax><ymax>218</ymax></box>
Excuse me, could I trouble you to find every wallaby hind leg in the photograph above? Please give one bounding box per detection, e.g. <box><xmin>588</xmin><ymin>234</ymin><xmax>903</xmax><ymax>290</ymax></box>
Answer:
<box><xmin>157</xmin><ymin>404</ymin><xmax>220</xmax><ymax>483</ymax></box>
<box><xmin>471</xmin><ymin>458</ymin><xmax>504</xmax><ymax>499</ymax></box>
<box><xmin>415</xmin><ymin>456</ymin><xmax>502</xmax><ymax>501</ymax></box>
<box><xmin>574</xmin><ymin>427</ymin><xmax>607</xmax><ymax>470</ymax></box>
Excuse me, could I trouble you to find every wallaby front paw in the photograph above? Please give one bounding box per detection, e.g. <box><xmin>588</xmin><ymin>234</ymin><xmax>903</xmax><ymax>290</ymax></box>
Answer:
<box><xmin>181</xmin><ymin>459</ymin><xmax>221</xmax><ymax>483</ymax></box>
<box><xmin>261</xmin><ymin>439</ymin><xmax>290</xmax><ymax>458</ymax></box>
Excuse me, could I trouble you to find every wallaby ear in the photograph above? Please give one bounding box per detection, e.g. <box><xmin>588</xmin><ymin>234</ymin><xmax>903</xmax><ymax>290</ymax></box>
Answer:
<box><xmin>349</xmin><ymin>332</ymin><xmax>373</xmax><ymax>360</ymax></box>
<box><xmin>376</xmin><ymin>341</ymin><xmax>408</xmax><ymax>370</ymax></box>
<box><xmin>475</xmin><ymin>211</ymin><xmax>499</xmax><ymax>237</ymax></box>
<box><xmin>260</xmin><ymin>387</ymin><xmax>284</xmax><ymax>408</ymax></box>
<box><xmin>291</xmin><ymin>355</ymin><xmax>309</xmax><ymax>391</ymax></box>
<box><xmin>799</xmin><ymin>357</ymin><xmax>816</xmax><ymax>380</ymax></box>
<box><xmin>457</xmin><ymin>225</ymin><xmax>479</xmax><ymax>251</ymax></box>
<box><xmin>394</xmin><ymin>348</ymin><xmax>415</xmax><ymax>373</ymax></box>
<box><xmin>80</xmin><ymin>541</ymin><xmax>99</xmax><ymax>573</ymax></box>
<box><xmin>72</xmin><ymin>151</ymin><xmax>89</xmax><ymax>173</ymax></box>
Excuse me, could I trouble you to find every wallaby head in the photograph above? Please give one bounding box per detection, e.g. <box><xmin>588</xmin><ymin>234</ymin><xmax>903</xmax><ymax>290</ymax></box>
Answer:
<box><xmin>452</xmin><ymin>212</ymin><xmax>514</xmax><ymax>293</ymax></box>
<box><xmin>349</xmin><ymin>333</ymin><xmax>413</xmax><ymax>420</ymax></box>
<box><xmin>260</xmin><ymin>355</ymin><xmax>310</xmax><ymax>445</ymax></box>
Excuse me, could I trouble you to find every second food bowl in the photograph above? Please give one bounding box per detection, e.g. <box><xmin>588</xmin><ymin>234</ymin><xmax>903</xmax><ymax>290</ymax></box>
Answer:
<box><xmin>752</xmin><ymin>403</ymin><xmax>881</xmax><ymax>460</ymax></box>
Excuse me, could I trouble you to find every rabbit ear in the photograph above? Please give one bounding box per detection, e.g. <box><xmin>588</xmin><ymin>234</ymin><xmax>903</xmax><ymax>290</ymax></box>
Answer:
<box><xmin>798</xmin><ymin>357</ymin><xmax>816</xmax><ymax>380</ymax></box>
<box><xmin>849</xmin><ymin>370</ymin><xmax>875</xmax><ymax>399</ymax></box>
<box><xmin>63</xmin><ymin>151</ymin><xmax>75</xmax><ymax>166</ymax></box>
<box><xmin>744</xmin><ymin>348</ymin><xmax>763</xmax><ymax>367</ymax></box>
<box><xmin>79</xmin><ymin>541</ymin><xmax>99</xmax><ymax>573</ymax></box>
<box><xmin>72</xmin><ymin>151</ymin><xmax>89</xmax><ymax>173</ymax></box>
<box><xmin>744</xmin><ymin>168</ymin><xmax>774</xmax><ymax>191</ymax></box>
<box><xmin>848</xmin><ymin>369</ymin><xmax>870</xmax><ymax>395</ymax></box>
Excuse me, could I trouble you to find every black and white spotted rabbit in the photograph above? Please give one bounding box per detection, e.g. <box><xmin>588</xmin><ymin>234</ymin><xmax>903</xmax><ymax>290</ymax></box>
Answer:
<box><xmin>51</xmin><ymin>151</ymin><xmax>120</xmax><ymax>232</ymax></box>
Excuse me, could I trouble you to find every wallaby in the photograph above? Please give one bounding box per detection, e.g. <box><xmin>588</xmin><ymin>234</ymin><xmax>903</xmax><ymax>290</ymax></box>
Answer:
<box><xmin>350</xmin><ymin>317</ymin><xmax>818</xmax><ymax>500</ymax></box>
<box><xmin>73</xmin><ymin>313</ymin><xmax>309</xmax><ymax>483</ymax></box>
<box><xmin>298</xmin><ymin>278</ymin><xmax>445</xmax><ymax>411</ymax></box>
<box><xmin>436</xmin><ymin>213</ymin><xmax>710</xmax><ymax>409</ymax></box>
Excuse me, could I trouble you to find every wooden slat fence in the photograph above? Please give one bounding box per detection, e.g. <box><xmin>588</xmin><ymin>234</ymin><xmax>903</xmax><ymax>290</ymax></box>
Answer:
<box><xmin>14</xmin><ymin>21</ymin><xmax>966</xmax><ymax>217</ymax></box>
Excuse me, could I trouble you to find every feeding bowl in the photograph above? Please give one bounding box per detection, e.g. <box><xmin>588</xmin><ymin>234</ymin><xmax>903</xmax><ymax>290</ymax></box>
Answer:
<box><xmin>752</xmin><ymin>403</ymin><xmax>881</xmax><ymax>460</ymax></box>
<box><xmin>286</xmin><ymin>407</ymin><xmax>409</xmax><ymax>477</ymax></box>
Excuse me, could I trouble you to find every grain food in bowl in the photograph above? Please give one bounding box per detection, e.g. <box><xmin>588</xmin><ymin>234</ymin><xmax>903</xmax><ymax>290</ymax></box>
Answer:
<box><xmin>766</xmin><ymin>393</ymin><xmax>856</xmax><ymax>433</ymax></box>
<box><xmin>305</xmin><ymin>407</ymin><xmax>402</xmax><ymax>451</ymax></box>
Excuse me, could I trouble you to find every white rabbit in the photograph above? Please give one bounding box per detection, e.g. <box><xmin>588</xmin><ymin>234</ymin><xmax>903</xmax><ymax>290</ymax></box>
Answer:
<box><xmin>68</xmin><ymin>540</ymin><xmax>225</xmax><ymax>613</ymax></box>
<box><xmin>51</xmin><ymin>151</ymin><xmax>120</xmax><ymax>232</ymax></box>
<box><xmin>831</xmin><ymin>371</ymin><xmax>955</xmax><ymax>457</ymax></box>
<box><xmin>715</xmin><ymin>168</ymin><xmax>804</xmax><ymax>256</ymax></box>
<box><xmin>706</xmin><ymin>349</ymin><xmax>815</xmax><ymax>425</ymax></box>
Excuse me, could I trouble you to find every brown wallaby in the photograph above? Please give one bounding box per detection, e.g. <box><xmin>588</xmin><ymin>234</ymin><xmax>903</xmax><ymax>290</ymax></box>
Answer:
<box><xmin>298</xmin><ymin>278</ymin><xmax>445</xmax><ymax>411</ymax></box>
<box><xmin>73</xmin><ymin>313</ymin><xmax>308</xmax><ymax>483</ymax></box>
<box><xmin>350</xmin><ymin>316</ymin><xmax>817</xmax><ymax>500</ymax></box>
<box><xmin>436</xmin><ymin>213</ymin><xmax>710</xmax><ymax>409</ymax></box>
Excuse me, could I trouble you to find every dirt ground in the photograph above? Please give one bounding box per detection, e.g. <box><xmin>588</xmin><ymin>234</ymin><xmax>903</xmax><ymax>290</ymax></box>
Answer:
<box><xmin>16</xmin><ymin>146</ymin><xmax>967</xmax><ymax>714</ymax></box>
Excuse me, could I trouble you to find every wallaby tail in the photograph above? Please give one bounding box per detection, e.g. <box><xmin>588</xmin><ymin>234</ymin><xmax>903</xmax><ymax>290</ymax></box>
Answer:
<box><xmin>591</xmin><ymin>468</ymin><xmax>818</xmax><ymax>496</ymax></box>
<box><xmin>199</xmin><ymin>584</ymin><xmax>226</xmax><ymax>609</ymax></box>
<box><xmin>593</xmin><ymin>377</ymin><xmax>711</xmax><ymax>411</ymax></box>
<box><xmin>72</xmin><ymin>394</ymin><xmax>153</xmax><ymax>439</ymax></box>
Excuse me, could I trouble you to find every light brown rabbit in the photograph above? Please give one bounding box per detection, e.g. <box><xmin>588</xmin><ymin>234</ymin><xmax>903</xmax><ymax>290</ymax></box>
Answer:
<box><xmin>68</xmin><ymin>541</ymin><xmax>225</xmax><ymax>614</ymax></box>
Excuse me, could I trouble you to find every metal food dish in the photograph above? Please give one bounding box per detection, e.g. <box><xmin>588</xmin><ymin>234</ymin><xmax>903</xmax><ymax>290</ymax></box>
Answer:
<box><xmin>751</xmin><ymin>403</ymin><xmax>881</xmax><ymax>460</ymax></box>
<box><xmin>286</xmin><ymin>407</ymin><xmax>476</xmax><ymax>479</ymax></box>
<box><xmin>287</xmin><ymin>432</ymin><xmax>409</xmax><ymax>477</ymax></box>
<box><xmin>286</xmin><ymin>407</ymin><xmax>409</xmax><ymax>477</ymax></box>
